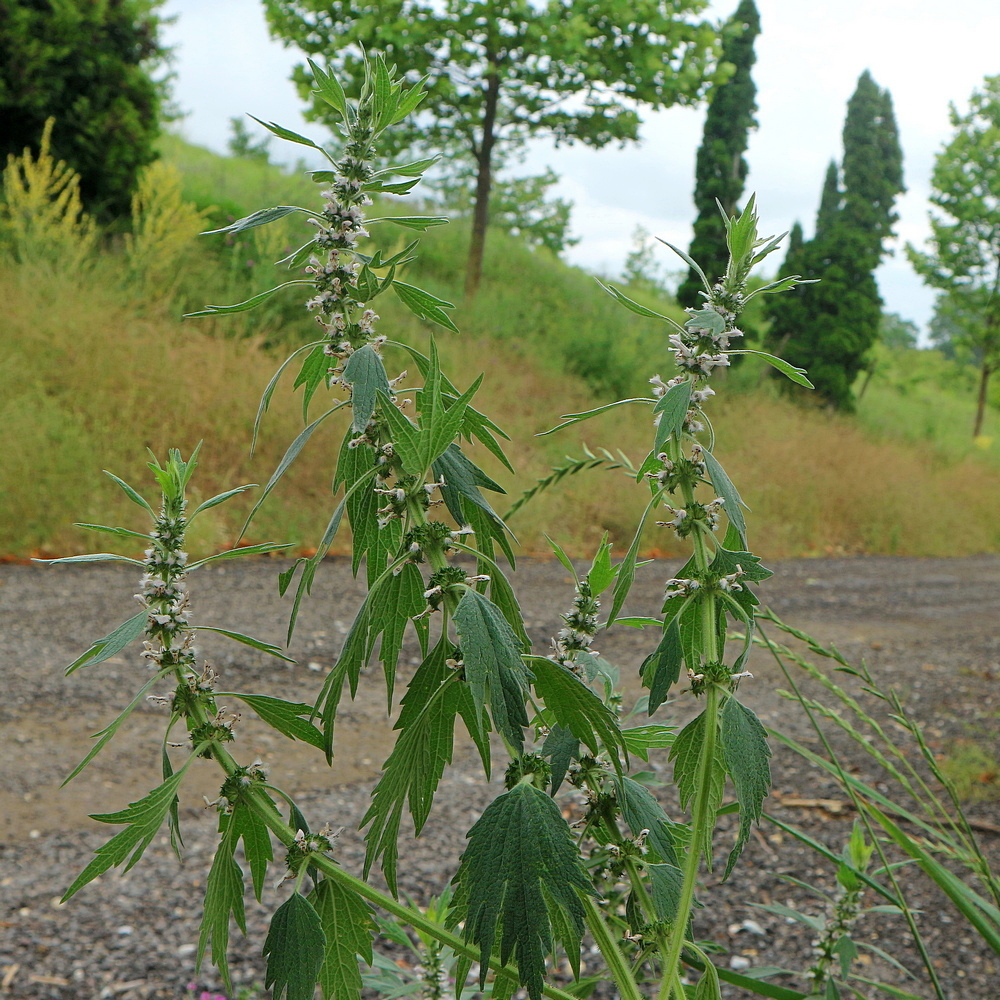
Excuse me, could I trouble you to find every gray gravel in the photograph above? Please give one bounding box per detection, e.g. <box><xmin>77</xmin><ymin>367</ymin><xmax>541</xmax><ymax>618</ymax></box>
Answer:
<box><xmin>2</xmin><ymin>556</ymin><xmax>999</xmax><ymax>999</ymax></box>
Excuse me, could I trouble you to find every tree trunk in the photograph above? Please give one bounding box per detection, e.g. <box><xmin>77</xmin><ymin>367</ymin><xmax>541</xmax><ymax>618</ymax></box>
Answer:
<box><xmin>464</xmin><ymin>61</ymin><xmax>500</xmax><ymax>302</ymax></box>
<box><xmin>973</xmin><ymin>362</ymin><xmax>992</xmax><ymax>438</ymax></box>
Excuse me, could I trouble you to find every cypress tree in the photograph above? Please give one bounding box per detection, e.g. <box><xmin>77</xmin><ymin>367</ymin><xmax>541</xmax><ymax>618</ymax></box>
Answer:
<box><xmin>768</xmin><ymin>71</ymin><xmax>903</xmax><ymax>409</ymax></box>
<box><xmin>677</xmin><ymin>0</ymin><xmax>760</xmax><ymax>308</ymax></box>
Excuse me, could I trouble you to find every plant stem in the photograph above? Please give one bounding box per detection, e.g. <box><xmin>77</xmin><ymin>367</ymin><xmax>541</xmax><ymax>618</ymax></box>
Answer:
<box><xmin>581</xmin><ymin>896</ymin><xmax>644</xmax><ymax>1000</ymax></box>
<box><xmin>656</xmin><ymin>683</ymin><xmax>721</xmax><ymax>1000</ymax></box>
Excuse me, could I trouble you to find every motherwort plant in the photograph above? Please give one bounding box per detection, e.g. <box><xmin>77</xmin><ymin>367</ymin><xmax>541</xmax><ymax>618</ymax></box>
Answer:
<box><xmin>51</xmin><ymin>56</ymin><xmax>847</xmax><ymax>1000</ymax></box>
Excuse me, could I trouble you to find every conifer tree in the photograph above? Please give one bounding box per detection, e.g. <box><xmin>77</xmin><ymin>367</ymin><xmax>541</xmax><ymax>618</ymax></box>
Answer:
<box><xmin>677</xmin><ymin>0</ymin><xmax>760</xmax><ymax>309</ymax></box>
<box><xmin>768</xmin><ymin>71</ymin><xmax>903</xmax><ymax>409</ymax></box>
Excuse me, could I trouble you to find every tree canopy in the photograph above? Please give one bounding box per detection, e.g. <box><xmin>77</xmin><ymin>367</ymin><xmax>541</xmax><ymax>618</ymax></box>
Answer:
<box><xmin>0</xmin><ymin>0</ymin><xmax>170</xmax><ymax>220</ymax></box>
<box><xmin>263</xmin><ymin>0</ymin><xmax>723</xmax><ymax>297</ymax></box>
<box><xmin>907</xmin><ymin>75</ymin><xmax>1000</xmax><ymax>437</ymax></box>
<box><xmin>767</xmin><ymin>71</ymin><xmax>903</xmax><ymax>409</ymax></box>
<box><xmin>677</xmin><ymin>0</ymin><xmax>760</xmax><ymax>309</ymax></box>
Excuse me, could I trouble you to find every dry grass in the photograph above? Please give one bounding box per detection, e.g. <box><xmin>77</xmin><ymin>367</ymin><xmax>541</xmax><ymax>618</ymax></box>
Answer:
<box><xmin>4</xmin><ymin>261</ymin><xmax>1000</xmax><ymax>561</ymax></box>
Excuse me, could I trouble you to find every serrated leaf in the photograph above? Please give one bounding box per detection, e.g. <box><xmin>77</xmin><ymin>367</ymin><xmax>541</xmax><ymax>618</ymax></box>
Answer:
<box><xmin>293</xmin><ymin>342</ymin><xmax>331</xmax><ymax>422</ymax></box>
<box><xmin>456</xmin><ymin>782</ymin><xmax>594</xmax><ymax>1000</ymax></box>
<box><xmin>390</xmin><ymin>80</ymin><xmax>429</xmax><ymax>125</ymax></box>
<box><xmin>640</xmin><ymin>619</ymin><xmax>683</xmax><ymax>713</ymax></box>
<box><xmin>614</xmin><ymin>775</ymin><xmax>680</xmax><ymax>866</ymax></box>
<box><xmin>184</xmin><ymin>280</ymin><xmax>311</xmax><ymax>317</ymax></box>
<box><xmin>197</xmin><ymin>826</ymin><xmax>246</xmax><ymax>990</ymax></box>
<box><xmin>586</xmin><ymin>535</ymin><xmax>615</xmax><ymax>595</ymax></box>
<box><xmin>720</xmin><ymin>697</ymin><xmax>771</xmax><ymax>879</ymax></box>
<box><xmin>308</xmin><ymin>58</ymin><xmax>349</xmax><ymax>119</ymax></box>
<box><xmin>393</xmin><ymin>281</ymin><xmax>459</xmax><ymax>332</ymax></box>
<box><xmin>362</xmin><ymin>640</ymin><xmax>468</xmax><ymax>894</ymax></box>
<box><xmin>365</xmin><ymin>562</ymin><xmax>427</xmax><ymax>703</ymax></box>
<box><xmin>703</xmin><ymin>450</ymin><xmax>747</xmax><ymax>545</ymax></box>
<box><xmin>433</xmin><ymin>442</ymin><xmax>506</xmax><ymax>528</ymax></box>
<box><xmin>342</xmin><ymin>343</ymin><xmax>393</xmax><ymax>434</ymax></box>
<box><xmin>528</xmin><ymin>658</ymin><xmax>627</xmax><ymax>772</ymax></box>
<box><xmin>374</xmin><ymin>390</ymin><xmax>422</xmax><ymax>474</ymax></box>
<box><xmin>310</xmin><ymin>879</ymin><xmax>375</xmax><ymax>1000</ymax></box>
<box><xmin>454</xmin><ymin>590</ymin><xmax>530</xmax><ymax>753</ymax></box>
<box><xmin>670</xmin><ymin>712</ymin><xmax>726</xmax><ymax>867</ymax></box>
<box><xmin>63</xmin><ymin>610</ymin><xmax>148</xmax><ymax>675</ymax></box>
<box><xmin>202</xmin><ymin>205</ymin><xmax>313</xmax><ymax>236</ymax></box>
<box><xmin>221</xmin><ymin>694</ymin><xmax>325</xmax><ymax>749</ymax></box>
<box><xmin>363</xmin><ymin>177</ymin><xmax>422</xmax><ymax>196</ymax></box>
<box><xmin>64</xmin><ymin>760</ymin><xmax>195</xmax><ymax>900</ymax></box>
<box><xmin>263</xmin><ymin>892</ymin><xmax>327</xmax><ymax>1000</ymax></box>
<box><xmin>541</xmin><ymin>724</ymin><xmax>579</xmax><ymax>795</ymax></box>
<box><xmin>251</xmin><ymin>340</ymin><xmax>324</xmax><ymax>454</ymax></box>
<box><xmin>229</xmin><ymin>800</ymin><xmax>273</xmax><ymax>902</ymax></box>
<box><xmin>653</xmin><ymin>380</ymin><xmax>693</xmax><ymax>453</ymax></box>
<box><xmin>685</xmin><ymin>307</ymin><xmax>726</xmax><ymax>337</ymax></box>
<box><xmin>647</xmin><ymin>863</ymin><xmax>684</xmax><ymax>922</ymax></box>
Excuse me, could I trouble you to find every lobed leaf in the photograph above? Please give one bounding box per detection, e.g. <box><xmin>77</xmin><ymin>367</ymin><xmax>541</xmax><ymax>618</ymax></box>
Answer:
<box><xmin>392</xmin><ymin>281</ymin><xmax>459</xmax><ymax>332</ymax></box>
<box><xmin>310</xmin><ymin>879</ymin><xmax>376</xmax><ymax>1000</ymax></box>
<box><xmin>197</xmin><ymin>826</ymin><xmax>246</xmax><ymax>991</ymax></box>
<box><xmin>342</xmin><ymin>343</ymin><xmax>393</xmax><ymax>434</ymax></box>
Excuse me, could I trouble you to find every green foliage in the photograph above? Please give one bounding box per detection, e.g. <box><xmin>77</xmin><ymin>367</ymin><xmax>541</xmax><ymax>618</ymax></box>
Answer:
<box><xmin>907</xmin><ymin>74</ymin><xmax>1000</xmax><ymax>437</ymax></box>
<box><xmin>453</xmin><ymin>781</ymin><xmax>594</xmax><ymax>1000</ymax></box>
<box><xmin>262</xmin><ymin>892</ymin><xmax>327</xmax><ymax>1000</ymax></box>
<box><xmin>768</xmin><ymin>72</ymin><xmax>903</xmax><ymax>409</ymax></box>
<box><xmin>677</xmin><ymin>0</ymin><xmax>760</xmax><ymax>308</ymax></box>
<box><xmin>263</xmin><ymin>0</ymin><xmax>722</xmax><ymax>294</ymax></box>
<box><xmin>0</xmin><ymin>0</ymin><xmax>169</xmax><ymax>219</ymax></box>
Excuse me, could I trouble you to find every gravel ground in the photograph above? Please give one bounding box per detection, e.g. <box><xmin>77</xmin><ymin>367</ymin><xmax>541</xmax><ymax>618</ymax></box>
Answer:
<box><xmin>2</xmin><ymin>555</ymin><xmax>999</xmax><ymax>1000</ymax></box>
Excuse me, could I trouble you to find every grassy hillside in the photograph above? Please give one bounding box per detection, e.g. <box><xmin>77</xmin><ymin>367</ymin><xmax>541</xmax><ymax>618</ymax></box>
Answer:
<box><xmin>1</xmin><ymin>136</ymin><xmax>998</xmax><ymax>560</ymax></box>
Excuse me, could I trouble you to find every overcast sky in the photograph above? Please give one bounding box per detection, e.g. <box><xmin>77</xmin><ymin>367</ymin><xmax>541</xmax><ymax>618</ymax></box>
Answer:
<box><xmin>161</xmin><ymin>0</ymin><xmax>1000</xmax><ymax>337</ymax></box>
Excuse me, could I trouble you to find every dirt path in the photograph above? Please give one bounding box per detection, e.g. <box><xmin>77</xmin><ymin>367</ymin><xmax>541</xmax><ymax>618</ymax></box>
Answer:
<box><xmin>1</xmin><ymin>556</ymin><xmax>999</xmax><ymax>998</ymax></box>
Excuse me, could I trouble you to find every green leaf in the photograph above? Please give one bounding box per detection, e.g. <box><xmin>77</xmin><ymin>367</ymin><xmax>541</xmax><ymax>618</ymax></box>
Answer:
<box><xmin>367</xmin><ymin>215</ymin><xmax>449</xmax><ymax>231</ymax></box>
<box><xmin>393</xmin><ymin>281</ymin><xmax>459</xmax><ymax>332</ymax></box>
<box><xmin>685</xmin><ymin>307</ymin><xmax>726</xmax><ymax>337</ymax></box>
<box><xmin>374</xmin><ymin>390</ymin><xmax>422</xmax><ymax>474</ymax></box>
<box><xmin>595</xmin><ymin>278</ymin><xmax>685</xmax><ymax>332</ymax></box>
<box><xmin>542</xmin><ymin>724</ymin><xmax>579</xmax><ymax>795</ymax></box>
<box><xmin>63</xmin><ymin>610</ymin><xmax>148</xmax><ymax>675</ymax></box>
<box><xmin>202</xmin><ymin>206</ymin><xmax>313</xmax><ymax>236</ymax></box>
<box><xmin>454</xmin><ymin>590</ymin><xmax>531</xmax><ymax>753</ymax></box>
<box><xmin>726</xmin><ymin>350</ymin><xmax>813</xmax><ymax>388</ymax></box>
<box><xmin>342</xmin><ymin>343</ymin><xmax>393</xmax><ymax>434</ymax></box>
<box><xmin>74</xmin><ymin>522</ymin><xmax>150</xmax><ymax>541</ymax></box>
<box><xmin>693</xmin><ymin>957</ymin><xmax>722</xmax><ymax>1000</ymax></box>
<box><xmin>703</xmin><ymin>450</ymin><xmax>747</xmax><ymax>545</ymax></box>
<box><xmin>433</xmin><ymin>443</ymin><xmax>509</xmax><ymax>547</ymax></box>
<box><xmin>720</xmin><ymin>697</ymin><xmax>771</xmax><ymax>879</ymax></box>
<box><xmin>528</xmin><ymin>657</ymin><xmax>628</xmax><ymax>772</ymax></box>
<box><xmin>614</xmin><ymin>775</ymin><xmax>680</xmax><ymax>867</ymax></box>
<box><xmin>670</xmin><ymin>712</ymin><xmax>725</xmax><ymax>866</ymax></box>
<box><xmin>64</xmin><ymin>760</ymin><xmax>195</xmax><ymax>900</ymax></box>
<box><xmin>197</xmin><ymin>826</ymin><xmax>246</xmax><ymax>991</ymax></box>
<box><xmin>310</xmin><ymin>879</ymin><xmax>376</xmax><ymax>1000</ymax></box>
<box><xmin>653</xmin><ymin>380</ymin><xmax>693</xmax><ymax>453</ymax></box>
<box><xmin>607</xmin><ymin>491</ymin><xmax>663</xmax><ymax>625</ymax></box>
<box><xmin>371</xmin><ymin>156</ymin><xmax>439</xmax><ymax>179</ymax></box>
<box><xmin>362</xmin><ymin>640</ymin><xmax>468</xmax><ymax>894</ymax></box>
<box><xmin>647</xmin><ymin>863</ymin><xmax>684</xmax><ymax>922</ymax></box>
<box><xmin>194</xmin><ymin>626</ymin><xmax>295</xmax><ymax>663</ymax></box>
<box><xmin>263</xmin><ymin>892</ymin><xmax>327</xmax><ymax>1000</ymax></box>
<box><xmin>293</xmin><ymin>342</ymin><xmax>332</xmax><ymax>422</ymax></box>
<box><xmin>187</xmin><ymin>543</ymin><xmax>293</xmax><ymax>570</ymax></box>
<box><xmin>657</xmin><ymin>238</ymin><xmax>711</xmax><ymax>293</ymax></box>
<box><xmin>538</xmin><ymin>397</ymin><xmax>652</xmax><ymax>437</ymax></box>
<box><xmin>640</xmin><ymin>619</ymin><xmax>683</xmax><ymax>713</ymax></box>
<box><xmin>621</xmin><ymin>724</ymin><xmax>675</xmax><ymax>760</ymax></box>
<box><xmin>250</xmin><ymin>116</ymin><xmax>329</xmax><ymax>156</ymax></box>
<box><xmin>221</xmin><ymin>694</ymin><xmax>325</xmax><ymax>749</ymax></box>
<box><xmin>239</xmin><ymin>403</ymin><xmax>348</xmax><ymax>541</ymax></box>
<box><xmin>229</xmin><ymin>800</ymin><xmax>274</xmax><ymax>902</ymax></box>
<box><xmin>455</xmin><ymin>782</ymin><xmax>594</xmax><ymax>1000</ymax></box>
<box><xmin>103</xmin><ymin>471</ymin><xmax>154</xmax><ymax>513</ymax></box>
<box><xmin>184</xmin><ymin>280</ymin><xmax>311</xmax><ymax>317</ymax></box>
<box><xmin>364</xmin><ymin>561</ymin><xmax>427</xmax><ymax>704</ymax></box>
<box><xmin>190</xmin><ymin>485</ymin><xmax>256</xmax><ymax>518</ymax></box>
<box><xmin>586</xmin><ymin>534</ymin><xmax>616</xmax><ymax>595</ymax></box>
<box><xmin>308</xmin><ymin>58</ymin><xmax>349</xmax><ymax>119</ymax></box>
<box><xmin>35</xmin><ymin>552</ymin><xmax>144</xmax><ymax>566</ymax></box>
<box><xmin>63</xmin><ymin>666</ymin><xmax>174</xmax><ymax>784</ymax></box>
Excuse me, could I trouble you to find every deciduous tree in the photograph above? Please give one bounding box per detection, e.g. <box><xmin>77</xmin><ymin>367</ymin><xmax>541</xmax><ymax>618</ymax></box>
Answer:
<box><xmin>907</xmin><ymin>75</ymin><xmax>1000</xmax><ymax>437</ymax></box>
<box><xmin>263</xmin><ymin>0</ymin><xmax>722</xmax><ymax>298</ymax></box>
<box><xmin>0</xmin><ymin>0</ymin><xmax>170</xmax><ymax>219</ymax></box>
